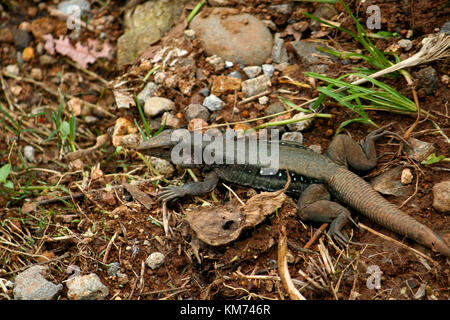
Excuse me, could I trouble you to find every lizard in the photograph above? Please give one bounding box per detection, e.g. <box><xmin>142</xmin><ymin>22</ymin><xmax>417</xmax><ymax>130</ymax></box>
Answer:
<box><xmin>137</xmin><ymin>124</ymin><xmax>450</xmax><ymax>258</ymax></box>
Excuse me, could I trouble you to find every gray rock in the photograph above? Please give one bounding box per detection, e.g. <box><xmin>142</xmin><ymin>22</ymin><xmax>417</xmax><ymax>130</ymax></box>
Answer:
<box><xmin>290</xmin><ymin>40</ymin><xmax>338</xmax><ymax>73</ymax></box>
<box><xmin>144</xmin><ymin>97</ymin><xmax>175</xmax><ymax>117</ymax></box>
<box><xmin>150</xmin><ymin>156</ymin><xmax>175</xmax><ymax>177</ymax></box>
<box><xmin>57</xmin><ymin>0</ymin><xmax>90</xmax><ymax>15</ymax></box>
<box><xmin>262</xmin><ymin>64</ymin><xmax>275</xmax><ymax>78</ymax></box>
<box><xmin>106</xmin><ymin>262</ymin><xmax>120</xmax><ymax>277</ymax></box>
<box><xmin>439</xmin><ymin>21</ymin><xmax>450</xmax><ymax>34</ymax></box>
<box><xmin>117</xmin><ymin>0</ymin><xmax>185</xmax><ymax>65</ymax></box>
<box><xmin>432</xmin><ymin>181</ymin><xmax>450</xmax><ymax>212</ymax></box>
<box><xmin>310</xmin><ymin>3</ymin><xmax>338</xmax><ymax>31</ymax></box>
<box><xmin>264</xmin><ymin>102</ymin><xmax>285</xmax><ymax>116</ymax></box>
<box><xmin>137</xmin><ymin>82</ymin><xmax>158</xmax><ymax>105</ymax></box>
<box><xmin>270</xmin><ymin>4</ymin><xmax>293</xmax><ymax>15</ymax></box>
<box><xmin>243</xmin><ymin>66</ymin><xmax>262</xmax><ymax>79</ymax></box>
<box><xmin>13</xmin><ymin>265</ymin><xmax>62</xmax><ymax>300</ymax></box>
<box><xmin>203</xmin><ymin>94</ymin><xmax>224</xmax><ymax>111</ymax></box>
<box><xmin>398</xmin><ymin>39</ymin><xmax>413</xmax><ymax>51</ymax></box>
<box><xmin>271</xmin><ymin>33</ymin><xmax>289</xmax><ymax>64</ymax></box>
<box><xmin>286</xmin><ymin>112</ymin><xmax>314</xmax><ymax>132</ymax></box>
<box><xmin>66</xmin><ymin>273</ymin><xmax>109</xmax><ymax>300</ymax></box>
<box><xmin>371</xmin><ymin>167</ymin><xmax>406</xmax><ymax>197</ymax></box>
<box><xmin>154</xmin><ymin>71</ymin><xmax>166</xmax><ymax>84</ymax></box>
<box><xmin>14</xmin><ymin>29</ymin><xmax>31</xmax><ymax>50</ymax></box>
<box><xmin>199</xmin><ymin>87</ymin><xmax>210</xmax><ymax>97</ymax></box>
<box><xmin>185</xmin><ymin>103</ymin><xmax>210</xmax><ymax>122</ymax></box>
<box><xmin>258</xmin><ymin>96</ymin><xmax>269</xmax><ymax>105</ymax></box>
<box><xmin>415</xmin><ymin>66</ymin><xmax>438</xmax><ymax>95</ymax></box>
<box><xmin>146</xmin><ymin>252</ymin><xmax>165</xmax><ymax>269</ymax></box>
<box><xmin>241</xmin><ymin>74</ymin><xmax>271</xmax><ymax>98</ymax></box>
<box><xmin>281</xmin><ymin>132</ymin><xmax>303</xmax><ymax>145</ymax></box>
<box><xmin>191</xmin><ymin>8</ymin><xmax>273</xmax><ymax>65</ymax></box>
<box><xmin>406</xmin><ymin>138</ymin><xmax>435</xmax><ymax>162</ymax></box>
<box><xmin>228</xmin><ymin>70</ymin><xmax>243</xmax><ymax>79</ymax></box>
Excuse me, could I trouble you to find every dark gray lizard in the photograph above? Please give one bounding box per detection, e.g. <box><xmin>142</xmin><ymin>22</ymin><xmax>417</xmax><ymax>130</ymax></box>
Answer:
<box><xmin>137</xmin><ymin>124</ymin><xmax>450</xmax><ymax>257</ymax></box>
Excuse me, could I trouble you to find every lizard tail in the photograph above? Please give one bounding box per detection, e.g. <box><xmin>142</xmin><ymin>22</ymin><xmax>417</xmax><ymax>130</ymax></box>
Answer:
<box><xmin>327</xmin><ymin>167</ymin><xmax>450</xmax><ymax>258</ymax></box>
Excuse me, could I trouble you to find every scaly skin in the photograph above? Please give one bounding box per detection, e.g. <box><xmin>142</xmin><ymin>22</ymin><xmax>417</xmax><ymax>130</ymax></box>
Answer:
<box><xmin>327</xmin><ymin>167</ymin><xmax>450</xmax><ymax>257</ymax></box>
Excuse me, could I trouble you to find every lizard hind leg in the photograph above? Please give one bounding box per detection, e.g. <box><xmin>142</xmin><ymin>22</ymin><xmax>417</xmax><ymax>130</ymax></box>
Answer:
<box><xmin>297</xmin><ymin>184</ymin><xmax>356</xmax><ymax>246</ymax></box>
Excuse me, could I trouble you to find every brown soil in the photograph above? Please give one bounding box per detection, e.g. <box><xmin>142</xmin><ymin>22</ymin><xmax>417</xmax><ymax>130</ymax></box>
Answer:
<box><xmin>0</xmin><ymin>0</ymin><xmax>448</xmax><ymax>301</ymax></box>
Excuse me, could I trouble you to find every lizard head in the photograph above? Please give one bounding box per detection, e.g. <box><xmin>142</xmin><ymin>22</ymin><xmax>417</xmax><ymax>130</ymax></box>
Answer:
<box><xmin>136</xmin><ymin>129</ymin><xmax>176</xmax><ymax>160</ymax></box>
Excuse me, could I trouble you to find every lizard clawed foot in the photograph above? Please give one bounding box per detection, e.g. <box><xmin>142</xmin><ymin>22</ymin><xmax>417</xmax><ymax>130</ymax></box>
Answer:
<box><xmin>157</xmin><ymin>185</ymin><xmax>186</xmax><ymax>202</ymax></box>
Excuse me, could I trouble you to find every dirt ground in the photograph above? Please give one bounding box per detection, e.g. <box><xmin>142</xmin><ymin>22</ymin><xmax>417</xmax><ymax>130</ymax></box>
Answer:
<box><xmin>0</xmin><ymin>0</ymin><xmax>449</xmax><ymax>300</ymax></box>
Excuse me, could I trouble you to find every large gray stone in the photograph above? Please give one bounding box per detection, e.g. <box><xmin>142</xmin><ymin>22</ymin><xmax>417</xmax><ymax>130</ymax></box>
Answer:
<box><xmin>191</xmin><ymin>7</ymin><xmax>273</xmax><ymax>65</ymax></box>
<box><xmin>66</xmin><ymin>273</ymin><xmax>109</xmax><ymax>300</ymax></box>
<box><xmin>13</xmin><ymin>265</ymin><xmax>62</xmax><ymax>300</ymax></box>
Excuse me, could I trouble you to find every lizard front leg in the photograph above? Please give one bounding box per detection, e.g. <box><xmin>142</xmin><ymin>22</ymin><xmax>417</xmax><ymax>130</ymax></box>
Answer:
<box><xmin>297</xmin><ymin>184</ymin><xmax>353</xmax><ymax>245</ymax></box>
<box><xmin>158</xmin><ymin>171</ymin><xmax>219</xmax><ymax>202</ymax></box>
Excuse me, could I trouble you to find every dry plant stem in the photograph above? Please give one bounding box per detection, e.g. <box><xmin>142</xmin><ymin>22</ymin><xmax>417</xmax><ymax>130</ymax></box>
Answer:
<box><xmin>102</xmin><ymin>231</ymin><xmax>118</xmax><ymax>264</ymax></box>
<box><xmin>2</xmin><ymin>71</ymin><xmax>115</xmax><ymax>117</ymax></box>
<box><xmin>235</xmin><ymin>270</ymin><xmax>308</xmax><ymax>288</ymax></box>
<box><xmin>162</xmin><ymin>201</ymin><xmax>169</xmax><ymax>236</ymax></box>
<box><xmin>357</xmin><ymin>222</ymin><xmax>435</xmax><ymax>263</ymax></box>
<box><xmin>304</xmin><ymin>223</ymin><xmax>329</xmax><ymax>249</ymax></box>
<box><xmin>278</xmin><ymin>226</ymin><xmax>306</xmax><ymax>300</ymax></box>
<box><xmin>222</xmin><ymin>183</ymin><xmax>245</xmax><ymax>206</ymax></box>
<box><xmin>401</xmin><ymin>70</ymin><xmax>421</xmax><ymax>140</ymax></box>
<box><xmin>64</xmin><ymin>58</ymin><xmax>109</xmax><ymax>85</ymax></box>
<box><xmin>237</xmin><ymin>89</ymin><xmax>271</xmax><ymax>106</ymax></box>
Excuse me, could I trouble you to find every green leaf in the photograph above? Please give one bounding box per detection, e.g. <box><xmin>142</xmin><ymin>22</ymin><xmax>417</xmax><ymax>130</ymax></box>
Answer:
<box><xmin>421</xmin><ymin>153</ymin><xmax>446</xmax><ymax>166</ymax></box>
<box><xmin>0</xmin><ymin>163</ymin><xmax>11</xmax><ymax>183</ymax></box>
<box><xmin>4</xmin><ymin>180</ymin><xmax>14</xmax><ymax>189</ymax></box>
<box><xmin>60</xmin><ymin>121</ymin><xmax>71</xmax><ymax>140</ymax></box>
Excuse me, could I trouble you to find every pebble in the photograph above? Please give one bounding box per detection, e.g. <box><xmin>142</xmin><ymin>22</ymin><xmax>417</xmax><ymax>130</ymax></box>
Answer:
<box><xmin>150</xmin><ymin>156</ymin><xmax>175</xmax><ymax>176</ymax></box>
<box><xmin>432</xmin><ymin>181</ymin><xmax>450</xmax><ymax>212</ymax></box>
<box><xmin>310</xmin><ymin>3</ymin><xmax>338</xmax><ymax>31</ymax></box>
<box><xmin>228</xmin><ymin>70</ymin><xmax>243</xmax><ymax>79</ymax></box>
<box><xmin>225</xmin><ymin>61</ymin><xmax>234</xmax><ymax>68</ymax></box>
<box><xmin>264</xmin><ymin>102</ymin><xmax>285</xmax><ymax>116</ymax></box>
<box><xmin>442</xmin><ymin>75</ymin><xmax>449</xmax><ymax>85</ymax></box>
<box><xmin>271</xmin><ymin>33</ymin><xmax>289</xmax><ymax>64</ymax></box>
<box><xmin>22</xmin><ymin>46</ymin><xmax>34</xmax><ymax>62</ymax></box>
<box><xmin>144</xmin><ymin>97</ymin><xmax>175</xmax><ymax>117</ymax></box>
<box><xmin>107</xmin><ymin>262</ymin><xmax>120</xmax><ymax>277</ymax></box>
<box><xmin>146</xmin><ymin>252</ymin><xmax>165</xmax><ymax>269</ymax></box>
<box><xmin>439</xmin><ymin>21</ymin><xmax>450</xmax><ymax>34</ymax></box>
<box><xmin>243</xmin><ymin>66</ymin><xmax>262</xmax><ymax>79</ymax></box>
<box><xmin>398</xmin><ymin>39</ymin><xmax>413</xmax><ymax>51</ymax></box>
<box><xmin>161</xmin><ymin>111</ymin><xmax>180</xmax><ymax>128</ymax></box>
<box><xmin>290</xmin><ymin>40</ymin><xmax>338</xmax><ymax>73</ymax></box>
<box><xmin>154</xmin><ymin>71</ymin><xmax>166</xmax><ymax>84</ymax></box>
<box><xmin>13</xmin><ymin>29</ymin><xmax>31</xmax><ymax>50</ymax></box>
<box><xmin>30</xmin><ymin>68</ymin><xmax>43</xmax><ymax>80</ymax></box>
<box><xmin>286</xmin><ymin>112</ymin><xmax>314</xmax><ymax>132</ymax></box>
<box><xmin>137</xmin><ymin>82</ymin><xmax>158</xmax><ymax>105</ymax></box>
<box><xmin>258</xmin><ymin>96</ymin><xmax>269</xmax><ymax>105</ymax></box>
<box><xmin>262</xmin><ymin>64</ymin><xmax>275</xmax><ymax>78</ymax></box>
<box><xmin>400</xmin><ymin>168</ymin><xmax>413</xmax><ymax>185</ymax></box>
<box><xmin>203</xmin><ymin>94</ymin><xmax>224</xmax><ymax>111</ymax></box>
<box><xmin>269</xmin><ymin>4</ymin><xmax>293</xmax><ymax>15</ymax></box>
<box><xmin>406</xmin><ymin>138</ymin><xmax>435</xmax><ymax>162</ymax></box>
<box><xmin>24</xmin><ymin>145</ymin><xmax>36</xmax><ymax>163</ymax></box>
<box><xmin>57</xmin><ymin>0</ymin><xmax>91</xmax><ymax>15</ymax></box>
<box><xmin>39</xmin><ymin>54</ymin><xmax>56</xmax><ymax>66</ymax></box>
<box><xmin>241</xmin><ymin>74</ymin><xmax>271</xmax><ymax>98</ymax></box>
<box><xmin>415</xmin><ymin>66</ymin><xmax>438</xmax><ymax>95</ymax></box>
<box><xmin>66</xmin><ymin>273</ymin><xmax>109</xmax><ymax>300</ymax></box>
<box><xmin>191</xmin><ymin>8</ymin><xmax>273</xmax><ymax>65</ymax></box>
<box><xmin>199</xmin><ymin>87</ymin><xmax>210</xmax><ymax>97</ymax></box>
<box><xmin>184</xmin><ymin>29</ymin><xmax>195</xmax><ymax>39</ymax></box>
<box><xmin>13</xmin><ymin>265</ymin><xmax>62</xmax><ymax>300</ymax></box>
<box><xmin>5</xmin><ymin>64</ymin><xmax>19</xmax><ymax>76</ymax></box>
<box><xmin>185</xmin><ymin>104</ymin><xmax>210</xmax><ymax>122</ymax></box>
<box><xmin>371</xmin><ymin>167</ymin><xmax>405</xmax><ymax>197</ymax></box>
<box><xmin>205</xmin><ymin>55</ymin><xmax>226</xmax><ymax>72</ymax></box>
<box><xmin>281</xmin><ymin>132</ymin><xmax>303</xmax><ymax>145</ymax></box>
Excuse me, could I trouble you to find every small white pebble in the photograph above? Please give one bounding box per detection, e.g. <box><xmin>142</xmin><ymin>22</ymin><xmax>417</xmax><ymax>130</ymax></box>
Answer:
<box><xmin>401</xmin><ymin>168</ymin><xmax>413</xmax><ymax>185</ymax></box>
